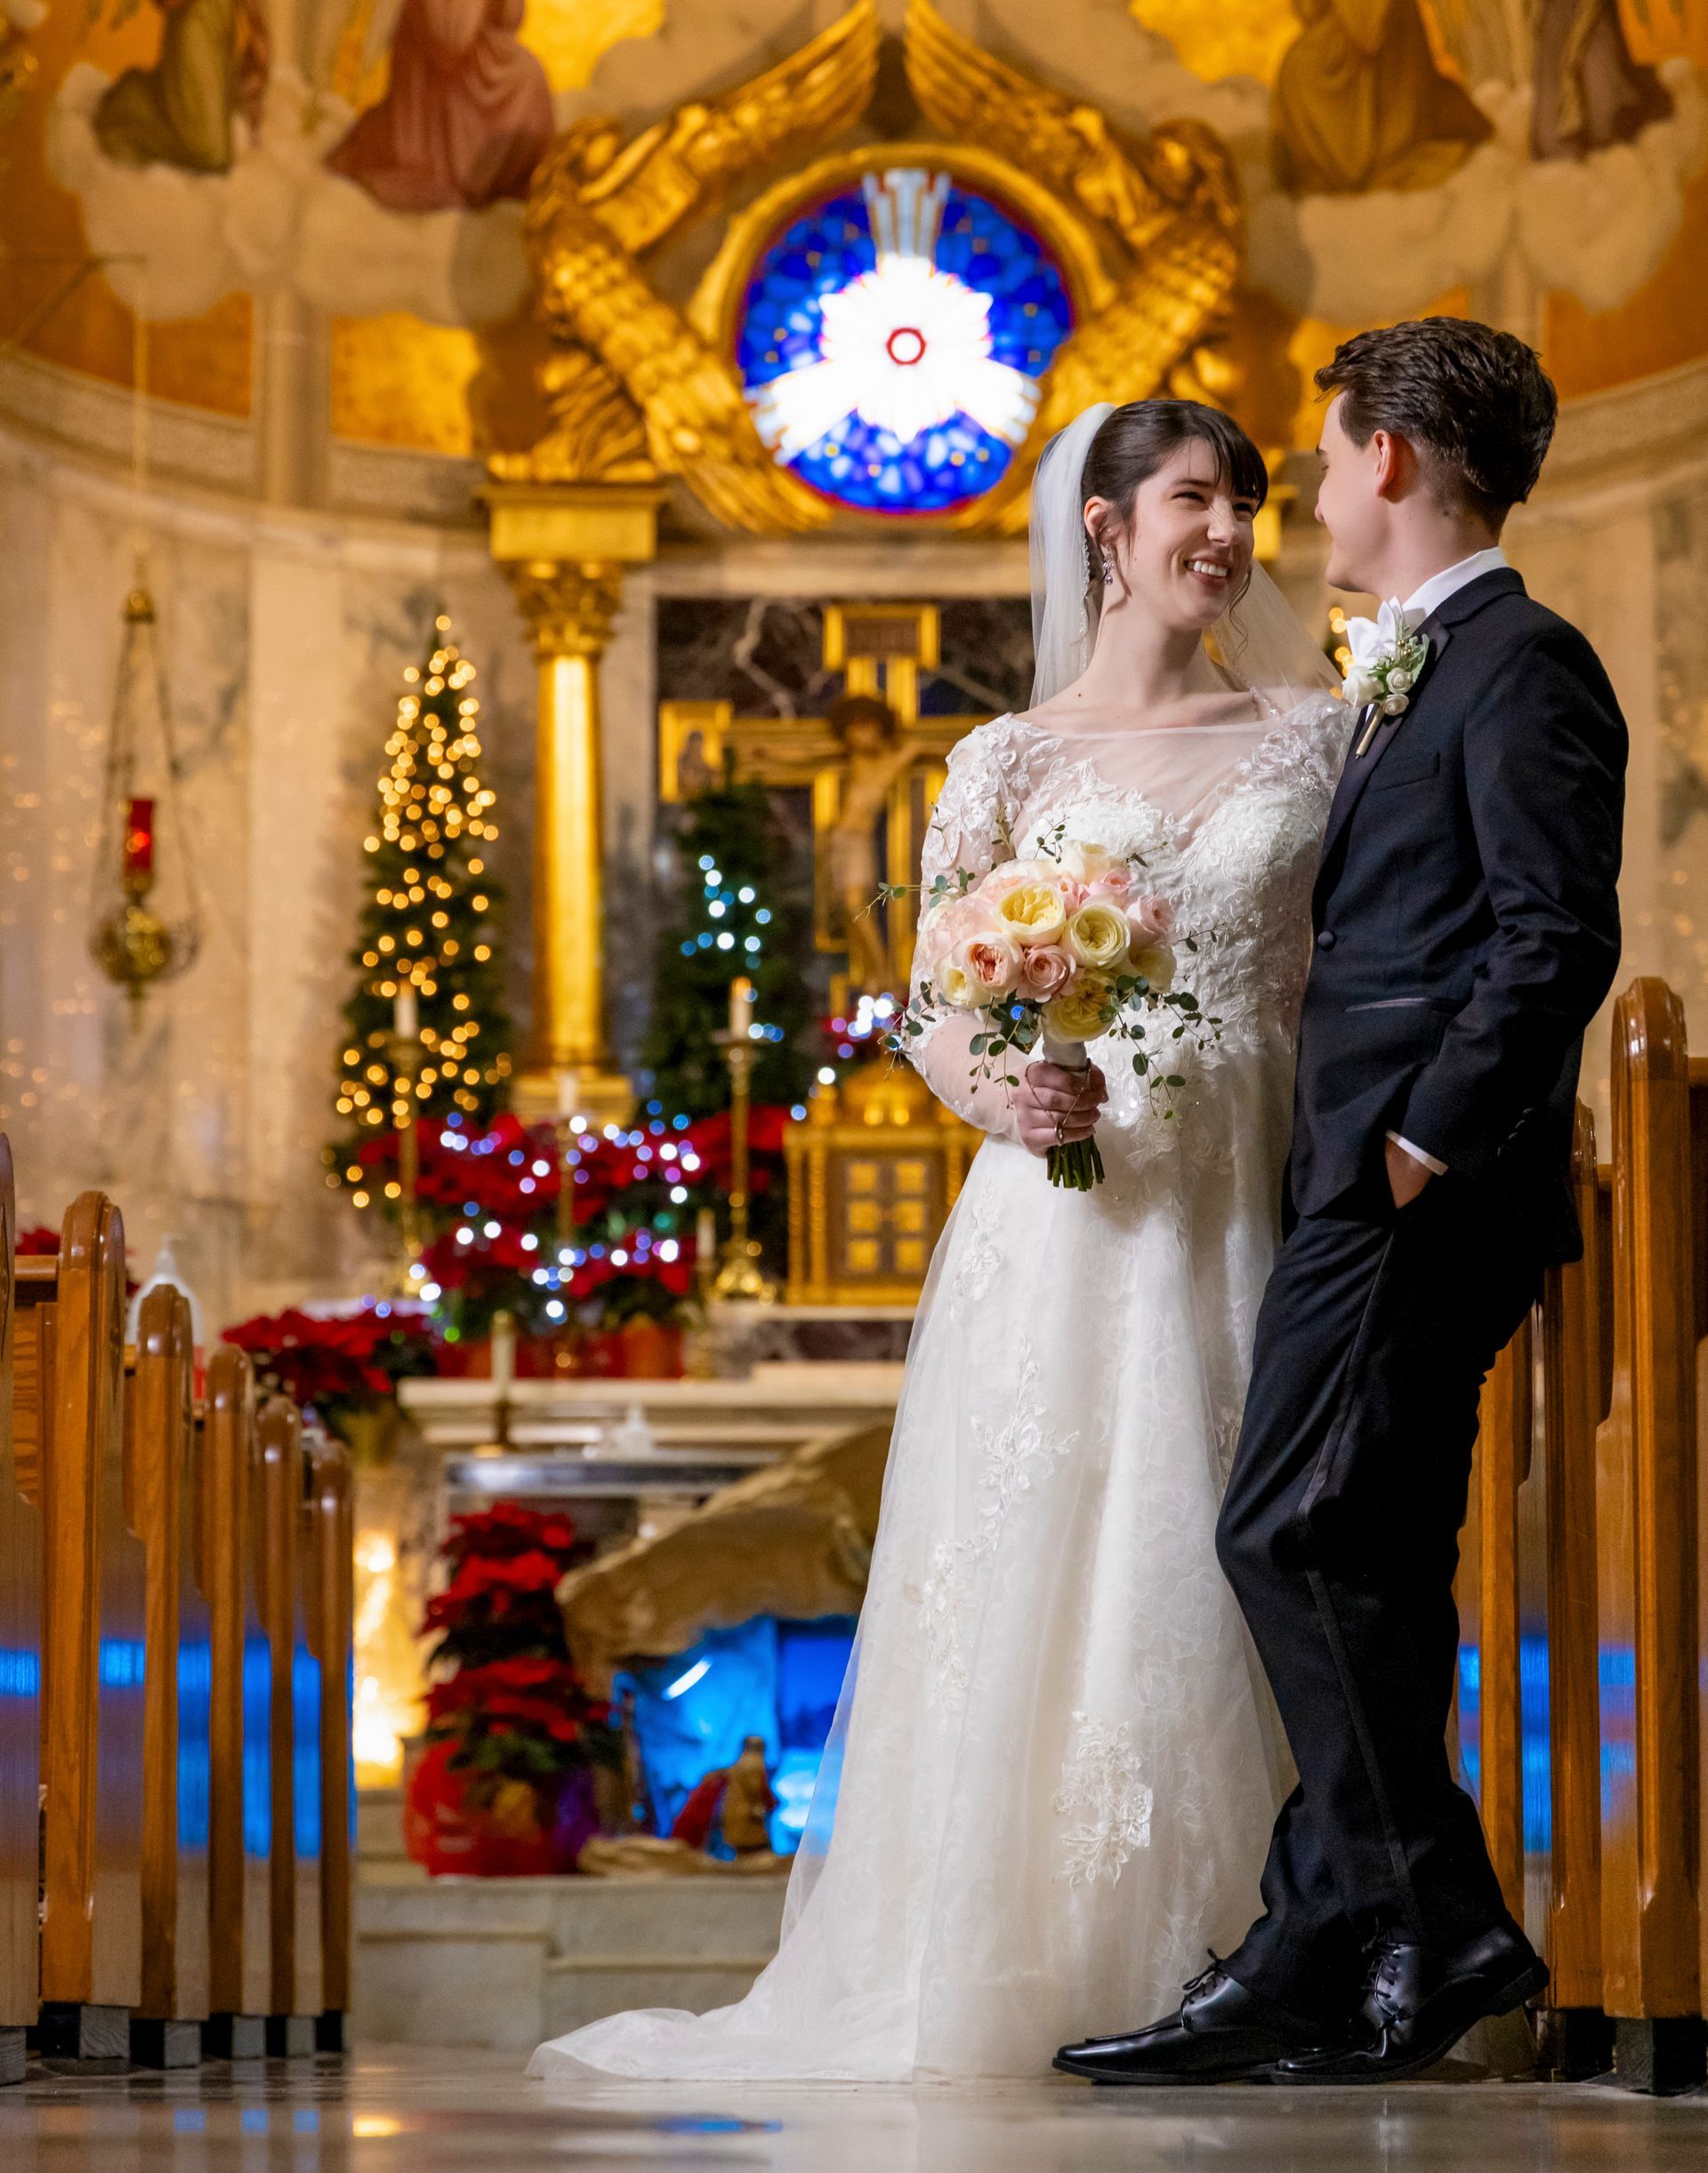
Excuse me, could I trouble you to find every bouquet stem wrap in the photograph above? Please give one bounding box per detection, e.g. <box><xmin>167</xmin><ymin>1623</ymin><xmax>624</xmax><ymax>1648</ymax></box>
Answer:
<box><xmin>1039</xmin><ymin>1033</ymin><xmax>1105</xmax><ymax>1192</ymax></box>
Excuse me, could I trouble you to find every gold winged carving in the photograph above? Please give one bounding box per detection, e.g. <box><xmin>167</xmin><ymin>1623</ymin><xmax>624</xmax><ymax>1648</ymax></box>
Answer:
<box><xmin>495</xmin><ymin>0</ymin><xmax>881</xmax><ymax>533</ymax></box>
<box><xmin>904</xmin><ymin>0</ymin><xmax>1243</xmax><ymax>533</ymax></box>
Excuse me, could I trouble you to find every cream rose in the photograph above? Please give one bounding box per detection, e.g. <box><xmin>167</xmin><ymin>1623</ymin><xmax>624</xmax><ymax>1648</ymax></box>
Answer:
<box><xmin>935</xmin><ymin>949</ymin><xmax>981</xmax><ymax>1010</ymax></box>
<box><xmin>994</xmin><ymin>880</ymin><xmax>1068</xmax><ymax>949</ymax></box>
<box><xmin>1058</xmin><ymin>839</ymin><xmax>1122</xmax><ymax>885</ymax></box>
<box><xmin>1065</xmin><ymin>900</ymin><xmax>1132</xmax><ymax>974</ymax></box>
<box><xmin>1131</xmin><ymin>941</ymin><xmax>1177</xmax><ymax>994</ymax></box>
<box><xmin>1019</xmin><ymin>943</ymin><xmax>1073</xmax><ymax>1000</ymax></box>
<box><xmin>961</xmin><ymin>930</ymin><xmax>1023</xmax><ymax>1000</ymax></box>
<box><xmin>1043</xmin><ymin>972</ymin><xmax>1118</xmax><ymax>1044</ymax></box>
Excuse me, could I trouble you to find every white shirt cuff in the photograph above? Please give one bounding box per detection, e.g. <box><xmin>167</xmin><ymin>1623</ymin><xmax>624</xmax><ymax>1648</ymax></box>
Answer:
<box><xmin>1386</xmin><ymin>1130</ymin><xmax>1448</xmax><ymax>1178</ymax></box>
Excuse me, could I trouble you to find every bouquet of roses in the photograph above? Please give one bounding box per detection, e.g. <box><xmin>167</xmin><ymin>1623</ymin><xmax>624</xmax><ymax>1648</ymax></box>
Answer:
<box><xmin>891</xmin><ymin>829</ymin><xmax>1215</xmax><ymax>1190</ymax></box>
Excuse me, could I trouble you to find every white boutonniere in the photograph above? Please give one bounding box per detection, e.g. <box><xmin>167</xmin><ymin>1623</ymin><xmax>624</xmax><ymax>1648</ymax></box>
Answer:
<box><xmin>1341</xmin><ymin>599</ymin><xmax>1430</xmax><ymax>753</ymax></box>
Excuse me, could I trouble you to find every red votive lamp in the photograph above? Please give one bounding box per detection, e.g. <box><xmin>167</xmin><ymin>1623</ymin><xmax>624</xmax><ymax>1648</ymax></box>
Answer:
<box><xmin>124</xmin><ymin>797</ymin><xmax>156</xmax><ymax>881</ymax></box>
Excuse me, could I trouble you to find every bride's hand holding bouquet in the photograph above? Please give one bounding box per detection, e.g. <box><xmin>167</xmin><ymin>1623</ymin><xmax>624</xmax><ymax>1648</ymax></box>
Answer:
<box><xmin>893</xmin><ymin>833</ymin><xmax>1213</xmax><ymax>1190</ymax></box>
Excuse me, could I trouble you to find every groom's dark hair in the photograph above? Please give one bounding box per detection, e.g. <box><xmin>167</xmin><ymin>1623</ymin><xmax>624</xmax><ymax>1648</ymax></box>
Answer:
<box><xmin>1316</xmin><ymin>318</ymin><xmax>1557</xmax><ymax>530</ymax></box>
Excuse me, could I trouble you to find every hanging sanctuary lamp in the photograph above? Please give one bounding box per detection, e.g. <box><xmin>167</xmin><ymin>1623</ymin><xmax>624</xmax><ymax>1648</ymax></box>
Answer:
<box><xmin>87</xmin><ymin>309</ymin><xmax>203</xmax><ymax>1014</ymax></box>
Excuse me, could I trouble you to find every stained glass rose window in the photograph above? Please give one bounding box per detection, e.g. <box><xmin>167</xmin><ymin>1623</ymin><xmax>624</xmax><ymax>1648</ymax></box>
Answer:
<box><xmin>736</xmin><ymin>166</ymin><xmax>1074</xmax><ymax>516</ymax></box>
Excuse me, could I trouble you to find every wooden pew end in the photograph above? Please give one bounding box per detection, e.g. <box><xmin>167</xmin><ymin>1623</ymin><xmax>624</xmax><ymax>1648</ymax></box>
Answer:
<box><xmin>34</xmin><ymin>2000</ymin><xmax>130</xmax><ymax>2064</ymax></box>
<box><xmin>130</xmin><ymin>2016</ymin><xmax>202</xmax><ymax>2070</ymax></box>
<box><xmin>266</xmin><ymin>2014</ymin><xmax>316</xmax><ymax>2059</ymax></box>
<box><xmin>1536</xmin><ymin>2005</ymin><xmax>1615</xmax><ymax>2081</ymax></box>
<box><xmin>1613</xmin><ymin>2016</ymin><xmax>1708</xmax><ymax>2096</ymax></box>
<box><xmin>202</xmin><ymin>2012</ymin><xmax>266</xmax><ymax>2062</ymax></box>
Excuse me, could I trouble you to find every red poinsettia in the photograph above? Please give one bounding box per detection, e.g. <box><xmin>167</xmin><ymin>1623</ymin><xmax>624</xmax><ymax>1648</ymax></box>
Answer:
<box><xmin>223</xmin><ymin>1305</ymin><xmax>439</xmax><ymax>1420</ymax></box>
<box><xmin>419</xmin><ymin>1501</ymin><xmax>615</xmax><ymax>1795</ymax></box>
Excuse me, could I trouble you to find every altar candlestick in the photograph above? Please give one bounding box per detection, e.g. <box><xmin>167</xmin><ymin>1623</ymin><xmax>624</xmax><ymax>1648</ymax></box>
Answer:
<box><xmin>729</xmin><ymin>976</ymin><xmax>755</xmax><ymax>1041</ymax></box>
<box><xmin>393</xmin><ymin>984</ymin><xmax>419</xmax><ymax>1043</ymax></box>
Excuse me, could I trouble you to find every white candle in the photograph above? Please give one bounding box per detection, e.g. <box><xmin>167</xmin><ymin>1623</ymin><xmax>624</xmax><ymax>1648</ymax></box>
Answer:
<box><xmin>490</xmin><ymin>1308</ymin><xmax>516</xmax><ymax>1393</ymax></box>
<box><xmin>697</xmin><ymin>1207</ymin><xmax>717</xmax><ymax>1267</ymax></box>
<box><xmin>555</xmin><ymin>1066</ymin><xmax>579</xmax><ymax>1118</ymax></box>
<box><xmin>729</xmin><ymin>976</ymin><xmax>754</xmax><ymax>1040</ymax></box>
<box><xmin>393</xmin><ymin>984</ymin><xmax>419</xmax><ymax>1043</ymax></box>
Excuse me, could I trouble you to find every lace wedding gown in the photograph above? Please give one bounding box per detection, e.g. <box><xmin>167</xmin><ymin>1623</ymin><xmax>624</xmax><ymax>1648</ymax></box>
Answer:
<box><xmin>530</xmin><ymin>691</ymin><xmax>1351</xmax><ymax>2084</ymax></box>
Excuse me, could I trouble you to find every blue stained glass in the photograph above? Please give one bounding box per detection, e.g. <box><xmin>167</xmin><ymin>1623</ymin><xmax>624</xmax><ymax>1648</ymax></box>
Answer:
<box><xmin>737</xmin><ymin>174</ymin><xmax>1073</xmax><ymax>516</ymax></box>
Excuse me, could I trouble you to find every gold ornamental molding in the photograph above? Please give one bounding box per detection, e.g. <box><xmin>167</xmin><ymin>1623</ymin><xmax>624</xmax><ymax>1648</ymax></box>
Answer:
<box><xmin>502</xmin><ymin>0</ymin><xmax>1245</xmax><ymax>543</ymax></box>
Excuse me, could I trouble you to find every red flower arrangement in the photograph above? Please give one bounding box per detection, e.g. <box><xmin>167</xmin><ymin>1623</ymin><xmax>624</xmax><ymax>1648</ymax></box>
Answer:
<box><xmin>419</xmin><ymin>1502</ymin><xmax>616</xmax><ymax>1791</ymax></box>
<box><xmin>223</xmin><ymin>1305</ymin><xmax>439</xmax><ymax>1437</ymax></box>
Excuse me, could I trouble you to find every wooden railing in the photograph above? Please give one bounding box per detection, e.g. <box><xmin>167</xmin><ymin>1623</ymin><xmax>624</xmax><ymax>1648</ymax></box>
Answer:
<box><xmin>0</xmin><ymin>1147</ymin><xmax>354</xmax><ymax>2079</ymax></box>
<box><xmin>1463</xmin><ymin>978</ymin><xmax>1708</xmax><ymax>2093</ymax></box>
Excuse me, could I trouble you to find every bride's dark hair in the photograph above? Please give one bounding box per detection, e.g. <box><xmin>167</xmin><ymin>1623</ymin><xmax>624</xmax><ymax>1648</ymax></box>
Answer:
<box><xmin>1079</xmin><ymin>400</ymin><xmax>1269</xmax><ymax>590</ymax></box>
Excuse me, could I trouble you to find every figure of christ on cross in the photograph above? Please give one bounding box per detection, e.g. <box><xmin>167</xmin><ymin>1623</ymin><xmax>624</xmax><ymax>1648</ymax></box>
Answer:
<box><xmin>656</xmin><ymin>603</ymin><xmax>991</xmax><ymax>997</ymax></box>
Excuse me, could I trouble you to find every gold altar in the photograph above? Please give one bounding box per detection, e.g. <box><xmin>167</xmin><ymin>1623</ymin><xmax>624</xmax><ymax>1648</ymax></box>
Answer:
<box><xmin>786</xmin><ymin>1062</ymin><xmax>979</xmax><ymax>1306</ymax></box>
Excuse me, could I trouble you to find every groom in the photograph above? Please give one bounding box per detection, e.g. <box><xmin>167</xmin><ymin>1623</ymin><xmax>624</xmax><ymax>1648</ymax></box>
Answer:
<box><xmin>1059</xmin><ymin>318</ymin><xmax>1627</xmax><ymax>2084</ymax></box>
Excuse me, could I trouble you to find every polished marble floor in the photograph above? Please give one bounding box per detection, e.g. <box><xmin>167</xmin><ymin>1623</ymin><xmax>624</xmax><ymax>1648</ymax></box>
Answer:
<box><xmin>1</xmin><ymin>2046</ymin><xmax>1705</xmax><ymax>2172</ymax></box>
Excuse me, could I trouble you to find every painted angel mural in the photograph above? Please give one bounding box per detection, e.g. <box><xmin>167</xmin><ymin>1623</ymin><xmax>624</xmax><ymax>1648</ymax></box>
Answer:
<box><xmin>93</xmin><ymin>0</ymin><xmax>268</xmax><ymax>172</ymax></box>
<box><xmin>1269</xmin><ymin>0</ymin><xmax>1492</xmax><ymax>194</ymax></box>
<box><xmin>323</xmin><ymin>0</ymin><xmax>554</xmax><ymax>211</ymax></box>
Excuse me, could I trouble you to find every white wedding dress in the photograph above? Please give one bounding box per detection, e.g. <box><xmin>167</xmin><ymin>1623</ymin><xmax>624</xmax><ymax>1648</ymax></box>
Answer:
<box><xmin>530</xmin><ymin>689</ymin><xmax>1351</xmax><ymax>2084</ymax></box>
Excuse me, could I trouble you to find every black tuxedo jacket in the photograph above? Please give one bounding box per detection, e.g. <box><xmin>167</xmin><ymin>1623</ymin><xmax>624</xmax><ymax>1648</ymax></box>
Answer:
<box><xmin>1287</xmin><ymin>567</ymin><xmax>1626</xmax><ymax>1262</ymax></box>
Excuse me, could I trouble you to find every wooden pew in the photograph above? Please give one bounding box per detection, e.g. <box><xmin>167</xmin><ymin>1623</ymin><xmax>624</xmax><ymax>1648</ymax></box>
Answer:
<box><xmin>259</xmin><ymin>1397</ymin><xmax>322</xmax><ymax>2054</ymax></box>
<box><xmin>19</xmin><ymin>1192</ymin><xmax>145</xmax><ymax>2061</ymax></box>
<box><xmin>1464</xmin><ymin>1314</ymin><xmax>1533</xmax><ymax>1929</ymax></box>
<box><xmin>0</xmin><ymin>1140</ymin><xmax>40</xmax><ymax>2088</ymax></box>
<box><xmin>309</xmin><ymin>1431</ymin><xmax>353</xmax><ymax>2052</ymax></box>
<box><xmin>131</xmin><ymin>1284</ymin><xmax>210</xmax><ymax>2068</ymax></box>
<box><xmin>1595</xmin><ymin>978</ymin><xmax>1704</xmax><ymax>2092</ymax></box>
<box><xmin>204</xmin><ymin>1348</ymin><xmax>270</xmax><ymax>2061</ymax></box>
<box><xmin>1691</xmin><ymin>1053</ymin><xmax>1708</xmax><ymax>2072</ymax></box>
<box><xmin>1537</xmin><ymin>1103</ymin><xmax>1614</xmax><ymax>2077</ymax></box>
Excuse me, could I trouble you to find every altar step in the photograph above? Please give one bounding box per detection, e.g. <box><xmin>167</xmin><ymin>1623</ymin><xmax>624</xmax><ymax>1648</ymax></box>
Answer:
<box><xmin>353</xmin><ymin>1811</ymin><xmax>788</xmax><ymax>2052</ymax></box>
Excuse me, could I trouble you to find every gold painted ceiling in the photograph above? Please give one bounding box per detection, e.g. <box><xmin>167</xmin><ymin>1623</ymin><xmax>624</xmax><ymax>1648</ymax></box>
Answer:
<box><xmin>2</xmin><ymin>0</ymin><xmax>1704</xmax><ymax>478</ymax></box>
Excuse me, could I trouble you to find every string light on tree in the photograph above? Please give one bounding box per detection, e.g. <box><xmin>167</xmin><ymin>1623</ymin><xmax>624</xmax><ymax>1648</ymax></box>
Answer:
<box><xmin>328</xmin><ymin>616</ymin><xmax>513</xmax><ymax>1219</ymax></box>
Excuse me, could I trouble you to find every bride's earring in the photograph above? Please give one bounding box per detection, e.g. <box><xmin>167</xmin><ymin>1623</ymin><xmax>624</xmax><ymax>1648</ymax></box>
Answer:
<box><xmin>1100</xmin><ymin>547</ymin><xmax>1116</xmax><ymax>587</ymax></box>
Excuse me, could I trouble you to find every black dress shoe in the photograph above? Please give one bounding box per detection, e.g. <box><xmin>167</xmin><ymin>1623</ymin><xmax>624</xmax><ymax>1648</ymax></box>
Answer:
<box><xmin>1272</xmin><ymin>1923</ymin><xmax>1548</xmax><ymax>2084</ymax></box>
<box><xmin>1054</xmin><ymin>1958</ymin><xmax>1342</xmax><ymax>2085</ymax></box>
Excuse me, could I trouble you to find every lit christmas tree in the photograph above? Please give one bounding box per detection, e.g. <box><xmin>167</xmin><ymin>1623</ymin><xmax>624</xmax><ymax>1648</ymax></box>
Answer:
<box><xmin>330</xmin><ymin>618</ymin><xmax>512</xmax><ymax>1213</ymax></box>
<box><xmin>640</xmin><ymin>781</ymin><xmax>816</xmax><ymax>1120</ymax></box>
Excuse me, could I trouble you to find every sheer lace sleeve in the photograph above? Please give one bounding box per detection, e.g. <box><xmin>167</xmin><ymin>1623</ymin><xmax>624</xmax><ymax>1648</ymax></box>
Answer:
<box><xmin>905</xmin><ymin>721</ymin><xmax>1025</xmax><ymax>1143</ymax></box>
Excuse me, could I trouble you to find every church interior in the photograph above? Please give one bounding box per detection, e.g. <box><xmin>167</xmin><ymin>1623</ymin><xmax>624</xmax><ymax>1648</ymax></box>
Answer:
<box><xmin>2</xmin><ymin>0</ymin><xmax>1708</xmax><ymax>2159</ymax></box>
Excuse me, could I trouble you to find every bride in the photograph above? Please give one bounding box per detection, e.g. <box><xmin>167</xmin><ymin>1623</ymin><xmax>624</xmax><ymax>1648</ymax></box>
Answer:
<box><xmin>531</xmin><ymin>398</ymin><xmax>1349</xmax><ymax>2084</ymax></box>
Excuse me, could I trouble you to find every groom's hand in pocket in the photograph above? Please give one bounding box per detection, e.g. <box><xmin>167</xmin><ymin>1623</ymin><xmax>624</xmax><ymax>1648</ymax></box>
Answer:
<box><xmin>1016</xmin><ymin>1060</ymin><xmax>1108</xmax><ymax>1159</ymax></box>
<box><xmin>1384</xmin><ymin>1134</ymin><xmax>1436</xmax><ymax>1210</ymax></box>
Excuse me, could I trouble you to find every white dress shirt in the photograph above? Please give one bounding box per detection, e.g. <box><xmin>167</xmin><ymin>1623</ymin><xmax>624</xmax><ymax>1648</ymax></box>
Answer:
<box><xmin>1382</xmin><ymin>547</ymin><xmax>1508</xmax><ymax>1179</ymax></box>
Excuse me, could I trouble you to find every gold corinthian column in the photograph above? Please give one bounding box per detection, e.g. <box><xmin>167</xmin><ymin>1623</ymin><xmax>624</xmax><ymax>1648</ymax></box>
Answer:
<box><xmin>484</xmin><ymin>481</ymin><xmax>661</xmax><ymax>1125</ymax></box>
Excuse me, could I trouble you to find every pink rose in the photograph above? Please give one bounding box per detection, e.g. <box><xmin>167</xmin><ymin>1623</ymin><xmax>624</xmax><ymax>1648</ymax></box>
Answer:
<box><xmin>1019</xmin><ymin>944</ymin><xmax>1073</xmax><ymax>1000</ymax></box>
<box><xmin>1055</xmin><ymin>876</ymin><xmax>1088</xmax><ymax>914</ymax></box>
<box><xmin>960</xmin><ymin>930</ymin><xmax>1023</xmax><ymax>1000</ymax></box>
<box><xmin>1126</xmin><ymin>894</ymin><xmax>1175</xmax><ymax>945</ymax></box>
<box><xmin>1086</xmin><ymin>867</ymin><xmax>1132</xmax><ymax>902</ymax></box>
<box><xmin>977</xmin><ymin>857</ymin><xmax>1064</xmax><ymax>905</ymax></box>
<box><xmin>916</xmin><ymin>893</ymin><xmax>996</xmax><ymax>972</ymax></box>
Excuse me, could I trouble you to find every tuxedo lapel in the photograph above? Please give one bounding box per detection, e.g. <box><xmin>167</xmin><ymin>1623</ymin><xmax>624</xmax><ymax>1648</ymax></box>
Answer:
<box><xmin>1317</xmin><ymin>628</ymin><xmax>1450</xmax><ymax>879</ymax></box>
<box><xmin>1314</xmin><ymin>568</ymin><xmax>1524</xmax><ymax>899</ymax></box>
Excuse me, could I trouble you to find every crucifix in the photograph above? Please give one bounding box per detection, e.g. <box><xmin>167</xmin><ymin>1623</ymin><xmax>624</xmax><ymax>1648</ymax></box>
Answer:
<box><xmin>659</xmin><ymin>603</ymin><xmax>988</xmax><ymax>996</ymax></box>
